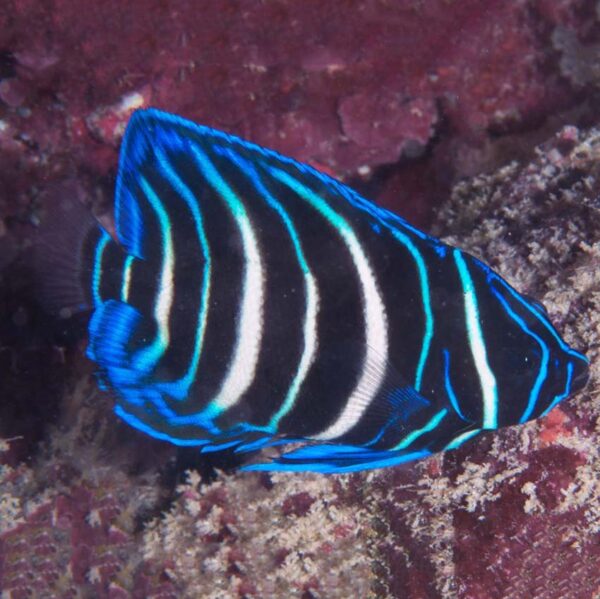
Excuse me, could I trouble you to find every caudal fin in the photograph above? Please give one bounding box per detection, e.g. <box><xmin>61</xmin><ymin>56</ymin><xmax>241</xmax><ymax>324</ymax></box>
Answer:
<box><xmin>34</xmin><ymin>182</ymin><xmax>102</xmax><ymax>318</ymax></box>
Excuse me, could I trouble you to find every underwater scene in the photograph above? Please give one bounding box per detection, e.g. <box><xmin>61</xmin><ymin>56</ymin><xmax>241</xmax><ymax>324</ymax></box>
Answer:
<box><xmin>0</xmin><ymin>2</ymin><xmax>599</xmax><ymax>597</ymax></box>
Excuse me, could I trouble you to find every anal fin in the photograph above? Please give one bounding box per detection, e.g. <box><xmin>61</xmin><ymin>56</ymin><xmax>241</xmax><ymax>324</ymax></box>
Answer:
<box><xmin>242</xmin><ymin>443</ymin><xmax>431</xmax><ymax>474</ymax></box>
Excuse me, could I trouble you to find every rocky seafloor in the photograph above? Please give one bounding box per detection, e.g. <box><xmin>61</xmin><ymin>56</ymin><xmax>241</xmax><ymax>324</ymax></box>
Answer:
<box><xmin>1</xmin><ymin>1</ymin><xmax>600</xmax><ymax>598</ymax></box>
<box><xmin>2</xmin><ymin>119</ymin><xmax>599</xmax><ymax>599</ymax></box>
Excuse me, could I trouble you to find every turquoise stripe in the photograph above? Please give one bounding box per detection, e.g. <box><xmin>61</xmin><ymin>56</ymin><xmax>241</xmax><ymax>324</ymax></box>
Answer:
<box><xmin>391</xmin><ymin>229</ymin><xmax>434</xmax><ymax>392</ymax></box>
<box><xmin>490</xmin><ymin>287</ymin><xmax>549</xmax><ymax>423</ymax></box>
<box><xmin>453</xmin><ymin>249</ymin><xmax>498</xmax><ymax>429</ymax></box>
<box><xmin>189</xmin><ymin>142</ymin><xmax>261</xmax><ymax>416</ymax></box>
<box><xmin>92</xmin><ymin>230</ymin><xmax>110</xmax><ymax>307</ymax></box>
<box><xmin>154</xmin><ymin>148</ymin><xmax>212</xmax><ymax>401</ymax></box>
<box><xmin>224</xmin><ymin>152</ymin><xmax>315</xmax><ymax>431</ymax></box>
<box><xmin>131</xmin><ymin>176</ymin><xmax>174</xmax><ymax>373</ymax></box>
<box><xmin>393</xmin><ymin>408</ymin><xmax>448</xmax><ymax>450</ymax></box>
<box><xmin>445</xmin><ymin>428</ymin><xmax>481</xmax><ymax>451</ymax></box>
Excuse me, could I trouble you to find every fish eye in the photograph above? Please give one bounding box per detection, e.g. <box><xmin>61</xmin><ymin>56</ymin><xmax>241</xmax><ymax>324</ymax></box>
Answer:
<box><xmin>501</xmin><ymin>344</ymin><xmax>540</xmax><ymax>374</ymax></box>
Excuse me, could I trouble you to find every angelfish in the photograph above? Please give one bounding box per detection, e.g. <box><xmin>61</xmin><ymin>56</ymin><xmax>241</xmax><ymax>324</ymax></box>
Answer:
<box><xmin>36</xmin><ymin>109</ymin><xmax>589</xmax><ymax>473</ymax></box>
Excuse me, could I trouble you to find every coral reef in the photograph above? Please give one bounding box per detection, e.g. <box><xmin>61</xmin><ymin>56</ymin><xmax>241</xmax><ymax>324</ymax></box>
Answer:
<box><xmin>1</xmin><ymin>123</ymin><xmax>598</xmax><ymax>598</ymax></box>
<box><xmin>0</xmin><ymin>0</ymin><xmax>598</xmax><ymax>231</ymax></box>
<box><xmin>0</xmin><ymin>379</ymin><xmax>371</xmax><ymax>598</ymax></box>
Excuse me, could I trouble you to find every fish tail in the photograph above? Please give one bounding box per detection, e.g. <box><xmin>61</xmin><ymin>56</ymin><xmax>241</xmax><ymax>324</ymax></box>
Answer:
<box><xmin>34</xmin><ymin>181</ymin><xmax>104</xmax><ymax>318</ymax></box>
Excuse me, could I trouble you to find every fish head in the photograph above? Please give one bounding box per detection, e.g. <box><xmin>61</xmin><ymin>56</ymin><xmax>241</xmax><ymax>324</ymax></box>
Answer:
<box><xmin>483</xmin><ymin>268</ymin><xmax>589</xmax><ymax>424</ymax></box>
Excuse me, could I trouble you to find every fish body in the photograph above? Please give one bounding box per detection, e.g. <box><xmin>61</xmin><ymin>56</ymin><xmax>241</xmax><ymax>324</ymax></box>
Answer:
<box><xmin>38</xmin><ymin>109</ymin><xmax>589</xmax><ymax>473</ymax></box>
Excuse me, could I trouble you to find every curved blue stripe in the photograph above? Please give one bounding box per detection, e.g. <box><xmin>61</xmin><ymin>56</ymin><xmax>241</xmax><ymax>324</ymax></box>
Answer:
<box><xmin>222</xmin><ymin>150</ymin><xmax>314</xmax><ymax>431</ymax></box>
<box><xmin>390</xmin><ymin>229</ymin><xmax>434</xmax><ymax>392</ymax></box>
<box><xmin>392</xmin><ymin>408</ymin><xmax>448</xmax><ymax>450</ymax></box>
<box><xmin>130</xmin><ymin>177</ymin><xmax>173</xmax><ymax>373</ymax></box>
<box><xmin>201</xmin><ymin>440</ymin><xmax>241</xmax><ymax>453</ymax></box>
<box><xmin>540</xmin><ymin>361</ymin><xmax>574</xmax><ymax>417</ymax></box>
<box><xmin>92</xmin><ymin>230</ymin><xmax>110</xmax><ymax>307</ymax></box>
<box><xmin>443</xmin><ymin>349</ymin><xmax>468</xmax><ymax>421</ymax></box>
<box><xmin>153</xmin><ymin>148</ymin><xmax>212</xmax><ymax>401</ymax></box>
<box><xmin>363</xmin><ymin>425</ymin><xmax>389</xmax><ymax>448</ymax></box>
<box><xmin>496</xmin><ymin>276</ymin><xmax>589</xmax><ymax>364</ymax></box>
<box><xmin>489</xmin><ymin>286</ymin><xmax>550</xmax><ymax>423</ymax></box>
<box><xmin>114</xmin><ymin>404</ymin><xmax>211</xmax><ymax>447</ymax></box>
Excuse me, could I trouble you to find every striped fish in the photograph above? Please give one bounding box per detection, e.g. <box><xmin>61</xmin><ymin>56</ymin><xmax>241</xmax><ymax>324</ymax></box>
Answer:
<box><xmin>37</xmin><ymin>109</ymin><xmax>589</xmax><ymax>473</ymax></box>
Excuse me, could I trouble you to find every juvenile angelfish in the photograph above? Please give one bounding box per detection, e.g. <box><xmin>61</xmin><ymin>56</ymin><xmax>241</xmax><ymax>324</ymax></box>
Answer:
<box><xmin>38</xmin><ymin>109</ymin><xmax>589</xmax><ymax>473</ymax></box>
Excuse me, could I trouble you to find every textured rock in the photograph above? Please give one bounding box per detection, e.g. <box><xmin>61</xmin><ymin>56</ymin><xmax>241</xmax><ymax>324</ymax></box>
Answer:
<box><xmin>370</xmin><ymin>124</ymin><xmax>600</xmax><ymax>599</ymax></box>
<box><xmin>0</xmin><ymin>0</ymin><xmax>597</xmax><ymax>228</ymax></box>
<box><xmin>1</xmin><ymin>122</ymin><xmax>598</xmax><ymax>599</ymax></box>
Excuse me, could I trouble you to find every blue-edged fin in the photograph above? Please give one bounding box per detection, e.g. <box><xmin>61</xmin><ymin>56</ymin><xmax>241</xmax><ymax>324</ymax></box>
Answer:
<box><xmin>34</xmin><ymin>183</ymin><xmax>101</xmax><ymax>317</ymax></box>
<box><xmin>87</xmin><ymin>299</ymin><xmax>155</xmax><ymax>392</ymax></box>
<box><xmin>321</xmin><ymin>340</ymin><xmax>432</xmax><ymax>439</ymax></box>
<box><xmin>87</xmin><ymin>299</ymin><xmax>142</xmax><ymax>369</ymax></box>
<box><xmin>114</xmin><ymin>185</ymin><xmax>145</xmax><ymax>258</ymax></box>
<box><xmin>242</xmin><ymin>443</ymin><xmax>432</xmax><ymax>474</ymax></box>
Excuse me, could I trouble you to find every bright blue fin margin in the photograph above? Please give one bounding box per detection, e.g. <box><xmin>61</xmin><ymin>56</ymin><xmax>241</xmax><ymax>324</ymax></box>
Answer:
<box><xmin>241</xmin><ymin>444</ymin><xmax>431</xmax><ymax>474</ymax></box>
<box><xmin>115</xmin><ymin>187</ymin><xmax>145</xmax><ymax>258</ymax></box>
<box><xmin>88</xmin><ymin>300</ymin><xmax>141</xmax><ymax>367</ymax></box>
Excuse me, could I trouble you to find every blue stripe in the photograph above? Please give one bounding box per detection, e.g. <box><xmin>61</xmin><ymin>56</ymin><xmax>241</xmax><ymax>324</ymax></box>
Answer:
<box><xmin>490</xmin><ymin>286</ymin><xmax>550</xmax><ymax>423</ymax></box>
<box><xmin>443</xmin><ymin>349</ymin><xmax>468</xmax><ymax>421</ymax></box>
<box><xmin>540</xmin><ymin>361</ymin><xmax>574</xmax><ymax>417</ymax></box>
<box><xmin>391</xmin><ymin>229</ymin><xmax>433</xmax><ymax>391</ymax></box>
<box><xmin>454</xmin><ymin>249</ymin><xmax>498</xmax><ymax>429</ymax></box>
<box><xmin>222</xmin><ymin>150</ymin><xmax>315</xmax><ymax>431</ymax></box>
<box><xmin>153</xmin><ymin>148</ymin><xmax>213</xmax><ymax>401</ymax></box>
<box><xmin>242</xmin><ymin>450</ymin><xmax>432</xmax><ymax>474</ymax></box>
<box><xmin>114</xmin><ymin>404</ymin><xmax>211</xmax><ymax>447</ymax></box>
<box><xmin>445</xmin><ymin>428</ymin><xmax>481</xmax><ymax>451</ymax></box>
<box><xmin>92</xmin><ymin>230</ymin><xmax>110</xmax><ymax>307</ymax></box>
<box><xmin>496</xmin><ymin>277</ymin><xmax>589</xmax><ymax>364</ymax></box>
<box><xmin>130</xmin><ymin>177</ymin><xmax>174</xmax><ymax>373</ymax></box>
<box><xmin>392</xmin><ymin>409</ymin><xmax>448</xmax><ymax>450</ymax></box>
<box><xmin>201</xmin><ymin>440</ymin><xmax>242</xmax><ymax>453</ymax></box>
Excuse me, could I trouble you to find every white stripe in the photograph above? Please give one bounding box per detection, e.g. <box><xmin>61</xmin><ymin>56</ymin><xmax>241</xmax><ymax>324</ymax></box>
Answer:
<box><xmin>192</xmin><ymin>146</ymin><xmax>264</xmax><ymax>412</ymax></box>
<box><xmin>453</xmin><ymin>249</ymin><xmax>498</xmax><ymax>429</ymax></box>
<box><xmin>269</xmin><ymin>270</ymin><xmax>319</xmax><ymax>429</ymax></box>
<box><xmin>232</xmin><ymin>157</ymin><xmax>319</xmax><ymax>430</ymax></box>
<box><xmin>270</xmin><ymin>167</ymin><xmax>388</xmax><ymax>440</ymax></box>
<box><xmin>121</xmin><ymin>255</ymin><xmax>134</xmax><ymax>302</ymax></box>
<box><xmin>154</xmin><ymin>149</ymin><xmax>212</xmax><ymax>401</ymax></box>
<box><xmin>131</xmin><ymin>177</ymin><xmax>174</xmax><ymax>371</ymax></box>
